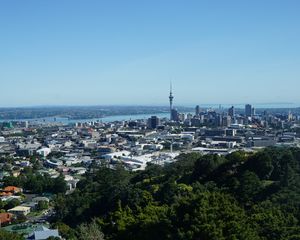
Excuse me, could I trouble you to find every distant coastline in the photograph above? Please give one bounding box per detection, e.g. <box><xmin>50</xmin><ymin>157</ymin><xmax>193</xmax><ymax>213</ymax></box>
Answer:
<box><xmin>0</xmin><ymin>104</ymin><xmax>299</xmax><ymax>123</ymax></box>
<box><xmin>0</xmin><ymin>112</ymin><xmax>179</xmax><ymax>124</ymax></box>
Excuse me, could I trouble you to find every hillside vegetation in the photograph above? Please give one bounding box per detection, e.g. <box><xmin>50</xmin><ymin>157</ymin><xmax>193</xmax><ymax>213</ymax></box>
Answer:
<box><xmin>53</xmin><ymin>147</ymin><xmax>300</xmax><ymax>240</ymax></box>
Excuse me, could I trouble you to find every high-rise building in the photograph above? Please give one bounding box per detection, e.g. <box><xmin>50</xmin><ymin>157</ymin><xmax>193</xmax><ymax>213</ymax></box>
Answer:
<box><xmin>245</xmin><ymin>104</ymin><xmax>252</xmax><ymax>117</ymax></box>
<box><xmin>252</xmin><ymin>107</ymin><xmax>255</xmax><ymax>116</ymax></box>
<box><xmin>228</xmin><ymin>106</ymin><xmax>235</xmax><ymax>118</ymax></box>
<box><xmin>147</xmin><ymin>116</ymin><xmax>160</xmax><ymax>129</ymax></box>
<box><xmin>178</xmin><ymin>113</ymin><xmax>185</xmax><ymax>122</ymax></box>
<box><xmin>171</xmin><ymin>109</ymin><xmax>179</xmax><ymax>121</ymax></box>
<box><xmin>195</xmin><ymin>105</ymin><xmax>200</xmax><ymax>116</ymax></box>
<box><xmin>288</xmin><ymin>111</ymin><xmax>293</xmax><ymax>122</ymax></box>
<box><xmin>216</xmin><ymin>115</ymin><xmax>223</xmax><ymax>127</ymax></box>
<box><xmin>186</xmin><ymin>113</ymin><xmax>193</xmax><ymax>120</ymax></box>
<box><xmin>169</xmin><ymin>83</ymin><xmax>174</xmax><ymax>120</ymax></box>
<box><xmin>222</xmin><ymin>115</ymin><xmax>232</xmax><ymax>127</ymax></box>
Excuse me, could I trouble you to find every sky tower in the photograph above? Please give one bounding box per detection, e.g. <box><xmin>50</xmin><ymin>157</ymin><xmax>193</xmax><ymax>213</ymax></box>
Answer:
<box><xmin>169</xmin><ymin>82</ymin><xmax>174</xmax><ymax>120</ymax></box>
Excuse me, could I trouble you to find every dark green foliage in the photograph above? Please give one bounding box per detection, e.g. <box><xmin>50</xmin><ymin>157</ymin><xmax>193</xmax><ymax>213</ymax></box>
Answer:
<box><xmin>191</xmin><ymin>154</ymin><xmax>226</xmax><ymax>181</ymax></box>
<box><xmin>4</xmin><ymin>198</ymin><xmax>21</xmax><ymax>210</ymax></box>
<box><xmin>54</xmin><ymin>165</ymin><xmax>130</xmax><ymax>225</ymax></box>
<box><xmin>53</xmin><ymin>148</ymin><xmax>300</xmax><ymax>240</ymax></box>
<box><xmin>37</xmin><ymin>200</ymin><xmax>49</xmax><ymax>211</ymax></box>
<box><xmin>249</xmin><ymin>201</ymin><xmax>299</xmax><ymax>240</ymax></box>
<box><xmin>52</xmin><ymin>222</ymin><xmax>76</xmax><ymax>239</ymax></box>
<box><xmin>237</xmin><ymin>171</ymin><xmax>262</xmax><ymax>203</ymax></box>
<box><xmin>0</xmin><ymin>230</ymin><xmax>24</xmax><ymax>240</ymax></box>
<box><xmin>46</xmin><ymin>237</ymin><xmax>61</xmax><ymax>240</ymax></box>
<box><xmin>3</xmin><ymin>173</ymin><xmax>67</xmax><ymax>194</ymax></box>
<box><xmin>172</xmin><ymin>190</ymin><xmax>260</xmax><ymax>240</ymax></box>
<box><xmin>243</xmin><ymin>152</ymin><xmax>274</xmax><ymax>179</ymax></box>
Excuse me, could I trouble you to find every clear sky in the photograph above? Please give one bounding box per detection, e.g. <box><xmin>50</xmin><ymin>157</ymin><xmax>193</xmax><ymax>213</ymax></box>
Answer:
<box><xmin>0</xmin><ymin>0</ymin><xmax>300</xmax><ymax>107</ymax></box>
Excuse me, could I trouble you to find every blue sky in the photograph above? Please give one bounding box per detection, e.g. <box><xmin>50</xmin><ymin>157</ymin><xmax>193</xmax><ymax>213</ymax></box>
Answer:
<box><xmin>0</xmin><ymin>0</ymin><xmax>300</xmax><ymax>107</ymax></box>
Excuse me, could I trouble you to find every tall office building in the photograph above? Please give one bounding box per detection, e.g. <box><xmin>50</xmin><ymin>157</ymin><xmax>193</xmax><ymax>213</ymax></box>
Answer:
<box><xmin>228</xmin><ymin>106</ymin><xmax>235</xmax><ymax>118</ymax></box>
<box><xmin>195</xmin><ymin>105</ymin><xmax>200</xmax><ymax>116</ymax></box>
<box><xmin>222</xmin><ymin>115</ymin><xmax>232</xmax><ymax>127</ymax></box>
<box><xmin>147</xmin><ymin>116</ymin><xmax>160</xmax><ymax>129</ymax></box>
<box><xmin>245</xmin><ymin>104</ymin><xmax>252</xmax><ymax>117</ymax></box>
<box><xmin>252</xmin><ymin>107</ymin><xmax>255</xmax><ymax>116</ymax></box>
<box><xmin>171</xmin><ymin>109</ymin><xmax>179</xmax><ymax>121</ymax></box>
<box><xmin>169</xmin><ymin>83</ymin><xmax>174</xmax><ymax>120</ymax></box>
<box><xmin>288</xmin><ymin>111</ymin><xmax>293</xmax><ymax>122</ymax></box>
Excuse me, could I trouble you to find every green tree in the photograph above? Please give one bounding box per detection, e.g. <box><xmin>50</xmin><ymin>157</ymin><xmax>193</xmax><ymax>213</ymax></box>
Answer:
<box><xmin>245</xmin><ymin>152</ymin><xmax>274</xmax><ymax>179</ymax></box>
<box><xmin>54</xmin><ymin>222</ymin><xmax>76</xmax><ymax>239</ymax></box>
<box><xmin>237</xmin><ymin>171</ymin><xmax>262</xmax><ymax>203</ymax></box>
<box><xmin>250</xmin><ymin>201</ymin><xmax>300</xmax><ymax>240</ymax></box>
<box><xmin>0</xmin><ymin>230</ymin><xmax>24</xmax><ymax>240</ymax></box>
<box><xmin>5</xmin><ymin>198</ymin><xmax>21</xmax><ymax>210</ymax></box>
<box><xmin>76</xmin><ymin>219</ymin><xmax>105</xmax><ymax>240</ymax></box>
<box><xmin>172</xmin><ymin>191</ymin><xmax>260</xmax><ymax>240</ymax></box>
<box><xmin>192</xmin><ymin>154</ymin><xmax>226</xmax><ymax>181</ymax></box>
<box><xmin>37</xmin><ymin>200</ymin><xmax>49</xmax><ymax>211</ymax></box>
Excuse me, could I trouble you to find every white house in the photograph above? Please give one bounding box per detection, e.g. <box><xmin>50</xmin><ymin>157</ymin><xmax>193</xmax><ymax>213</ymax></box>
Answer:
<box><xmin>8</xmin><ymin>206</ymin><xmax>31</xmax><ymax>216</ymax></box>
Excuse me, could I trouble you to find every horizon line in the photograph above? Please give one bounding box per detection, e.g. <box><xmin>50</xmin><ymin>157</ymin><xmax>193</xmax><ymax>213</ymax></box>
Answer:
<box><xmin>0</xmin><ymin>102</ymin><xmax>298</xmax><ymax>109</ymax></box>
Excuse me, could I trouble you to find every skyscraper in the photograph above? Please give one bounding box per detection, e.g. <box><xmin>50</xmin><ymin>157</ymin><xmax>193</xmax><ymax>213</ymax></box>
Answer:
<box><xmin>171</xmin><ymin>109</ymin><xmax>179</xmax><ymax>121</ymax></box>
<box><xmin>228</xmin><ymin>106</ymin><xmax>235</xmax><ymax>118</ymax></box>
<box><xmin>195</xmin><ymin>105</ymin><xmax>200</xmax><ymax>116</ymax></box>
<box><xmin>147</xmin><ymin>116</ymin><xmax>160</xmax><ymax>129</ymax></box>
<box><xmin>252</xmin><ymin>107</ymin><xmax>255</xmax><ymax>116</ymax></box>
<box><xmin>169</xmin><ymin>83</ymin><xmax>174</xmax><ymax>120</ymax></box>
<box><xmin>245</xmin><ymin>104</ymin><xmax>252</xmax><ymax>117</ymax></box>
<box><xmin>288</xmin><ymin>111</ymin><xmax>293</xmax><ymax>122</ymax></box>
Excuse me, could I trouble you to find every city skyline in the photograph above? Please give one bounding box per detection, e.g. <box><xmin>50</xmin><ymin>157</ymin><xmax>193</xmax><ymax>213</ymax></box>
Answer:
<box><xmin>1</xmin><ymin>1</ymin><xmax>300</xmax><ymax>239</ymax></box>
<box><xmin>1</xmin><ymin>1</ymin><xmax>300</xmax><ymax>107</ymax></box>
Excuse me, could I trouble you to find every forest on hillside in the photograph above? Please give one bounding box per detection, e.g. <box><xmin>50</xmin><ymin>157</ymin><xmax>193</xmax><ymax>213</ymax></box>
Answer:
<box><xmin>44</xmin><ymin>147</ymin><xmax>300</xmax><ymax>240</ymax></box>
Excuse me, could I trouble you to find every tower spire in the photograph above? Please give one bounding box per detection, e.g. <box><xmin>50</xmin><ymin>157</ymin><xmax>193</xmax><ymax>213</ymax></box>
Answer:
<box><xmin>169</xmin><ymin>82</ymin><xmax>174</xmax><ymax>120</ymax></box>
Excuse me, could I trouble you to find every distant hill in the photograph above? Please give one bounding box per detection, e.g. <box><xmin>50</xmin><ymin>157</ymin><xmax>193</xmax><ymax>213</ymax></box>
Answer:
<box><xmin>0</xmin><ymin>105</ymin><xmax>193</xmax><ymax>120</ymax></box>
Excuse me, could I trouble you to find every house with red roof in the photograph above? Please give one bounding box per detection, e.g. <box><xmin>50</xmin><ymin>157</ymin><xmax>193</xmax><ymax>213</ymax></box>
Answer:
<box><xmin>0</xmin><ymin>213</ymin><xmax>14</xmax><ymax>226</ymax></box>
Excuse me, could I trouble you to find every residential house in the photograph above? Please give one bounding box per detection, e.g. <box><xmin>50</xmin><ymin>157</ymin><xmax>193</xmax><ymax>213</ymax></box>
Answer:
<box><xmin>3</xmin><ymin>186</ymin><xmax>23</xmax><ymax>194</ymax></box>
<box><xmin>0</xmin><ymin>212</ymin><xmax>13</xmax><ymax>226</ymax></box>
<box><xmin>26</xmin><ymin>225</ymin><xmax>61</xmax><ymax>240</ymax></box>
<box><xmin>8</xmin><ymin>206</ymin><xmax>31</xmax><ymax>216</ymax></box>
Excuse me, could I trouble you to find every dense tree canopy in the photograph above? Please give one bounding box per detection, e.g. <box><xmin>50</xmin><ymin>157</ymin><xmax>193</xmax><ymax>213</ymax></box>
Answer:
<box><xmin>52</xmin><ymin>147</ymin><xmax>300</xmax><ymax>240</ymax></box>
<box><xmin>3</xmin><ymin>172</ymin><xmax>67</xmax><ymax>194</ymax></box>
<box><xmin>0</xmin><ymin>230</ymin><xmax>23</xmax><ymax>240</ymax></box>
